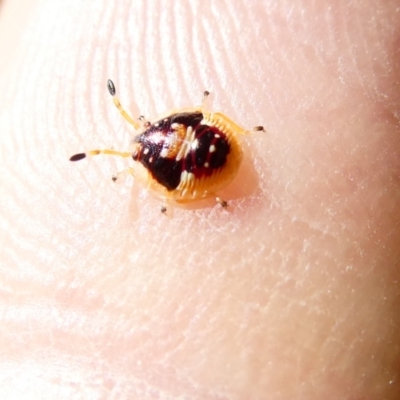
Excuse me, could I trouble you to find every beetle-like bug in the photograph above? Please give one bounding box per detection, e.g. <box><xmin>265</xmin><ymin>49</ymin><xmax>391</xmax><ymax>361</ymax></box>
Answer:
<box><xmin>70</xmin><ymin>80</ymin><xmax>264</xmax><ymax>213</ymax></box>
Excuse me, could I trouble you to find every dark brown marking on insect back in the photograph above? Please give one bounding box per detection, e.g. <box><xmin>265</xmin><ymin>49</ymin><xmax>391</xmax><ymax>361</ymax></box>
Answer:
<box><xmin>183</xmin><ymin>125</ymin><xmax>230</xmax><ymax>177</ymax></box>
<box><xmin>132</xmin><ymin>114</ymin><xmax>198</xmax><ymax>190</ymax></box>
<box><xmin>133</xmin><ymin>112</ymin><xmax>230</xmax><ymax>190</ymax></box>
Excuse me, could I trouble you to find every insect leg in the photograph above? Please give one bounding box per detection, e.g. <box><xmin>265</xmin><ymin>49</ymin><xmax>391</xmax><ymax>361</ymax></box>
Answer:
<box><xmin>201</xmin><ymin>90</ymin><xmax>211</xmax><ymax>109</ymax></box>
<box><xmin>112</xmin><ymin>167</ymin><xmax>134</xmax><ymax>183</ymax></box>
<box><xmin>138</xmin><ymin>115</ymin><xmax>151</xmax><ymax>129</ymax></box>
<box><xmin>241</xmin><ymin>125</ymin><xmax>265</xmax><ymax>135</ymax></box>
<box><xmin>215</xmin><ymin>196</ymin><xmax>228</xmax><ymax>208</ymax></box>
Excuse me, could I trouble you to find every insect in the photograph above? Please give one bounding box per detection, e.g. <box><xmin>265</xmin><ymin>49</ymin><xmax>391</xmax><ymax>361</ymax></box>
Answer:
<box><xmin>70</xmin><ymin>80</ymin><xmax>264</xmax><ymax>213</ymax></box>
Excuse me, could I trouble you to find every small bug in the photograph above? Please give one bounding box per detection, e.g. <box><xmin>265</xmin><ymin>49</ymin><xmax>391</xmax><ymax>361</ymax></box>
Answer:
<box><xmin>70</xmin><ymin>80</ymin><xmax>264</xmax><ymax>213</ymax></box>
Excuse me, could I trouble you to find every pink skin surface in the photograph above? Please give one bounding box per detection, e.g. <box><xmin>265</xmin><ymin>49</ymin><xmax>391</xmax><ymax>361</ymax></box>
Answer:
<box><xmin>1</xmin><ymin>0</ymin><xmax>400</xmax><ymax>399</ymax></box>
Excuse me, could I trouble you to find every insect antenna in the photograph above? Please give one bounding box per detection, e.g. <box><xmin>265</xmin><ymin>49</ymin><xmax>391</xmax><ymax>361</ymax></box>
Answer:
<box><xmin>69</xmin><ymin>149</ymin><xmax>131</xmax><ymax>162</ymax></box>
<box><xmin>107</xmin><ymin>79</ymin><xmax>139</xmax><ymax>129</ymax></box>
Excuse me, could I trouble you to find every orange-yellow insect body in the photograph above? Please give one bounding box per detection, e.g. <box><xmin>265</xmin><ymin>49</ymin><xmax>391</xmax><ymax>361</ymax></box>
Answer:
<box><xmin>70</xmin><ymin>80</ymin><xmax>264</xmax><ymax>213</ymax></box>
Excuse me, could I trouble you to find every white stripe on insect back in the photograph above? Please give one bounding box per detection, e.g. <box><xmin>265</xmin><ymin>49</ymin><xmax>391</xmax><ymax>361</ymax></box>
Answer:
<box><xmin>159</xmin><ymin>147</ymin><xmax>169</xmax><ymax>158</ymax></box>
<box><xmin>177</xmin><ymin>170</ymin><xmax>195</xmax><ymax>197</ymax></box>
<box><xmin>175</xmin><ymin>126</ymin><xmax>197</xmax><ymax>161</ymax></box>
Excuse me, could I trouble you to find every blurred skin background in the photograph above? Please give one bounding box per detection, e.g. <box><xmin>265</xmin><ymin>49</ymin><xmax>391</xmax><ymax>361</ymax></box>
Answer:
<box><xmin>0</xmin><ymin>0</ymin><xmax>399</xmax><ymax>399</ymax></box>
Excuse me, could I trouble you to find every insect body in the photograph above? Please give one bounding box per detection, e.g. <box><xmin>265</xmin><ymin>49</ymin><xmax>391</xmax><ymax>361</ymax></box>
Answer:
<box><xmin>70</xmin><ymin>80</ymin><xmax>264</xmax><ymax>213</ymax></box>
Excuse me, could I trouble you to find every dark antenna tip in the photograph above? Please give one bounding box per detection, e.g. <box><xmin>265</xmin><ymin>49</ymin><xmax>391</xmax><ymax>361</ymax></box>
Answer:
<box><xmin>70</xmin><ymin>153</ymin><xmax>86</xmax><ymax>162</ymax></box>
<box><xmin>107</xmin><ymin>79</ymin><xmax>116</xmax><ymax>96</ymax></box>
